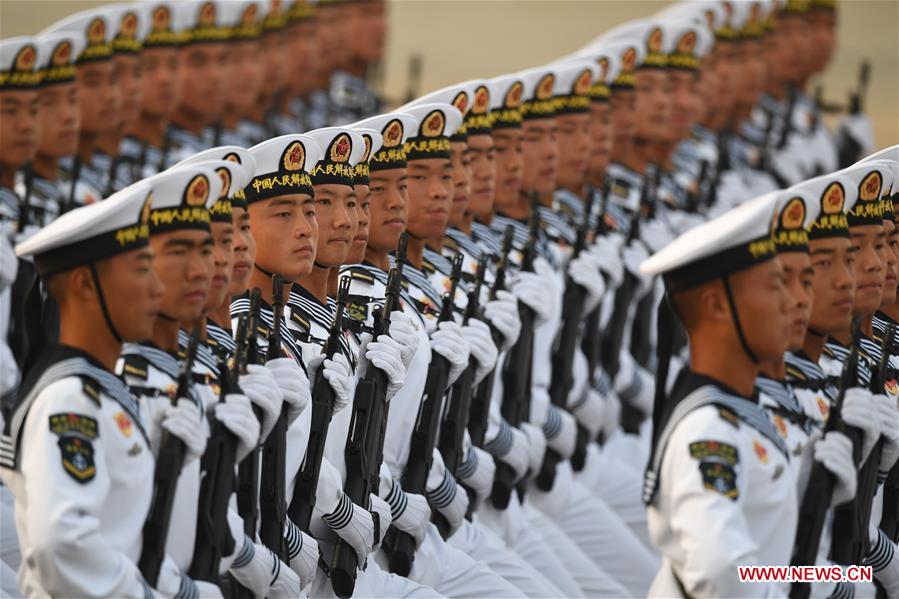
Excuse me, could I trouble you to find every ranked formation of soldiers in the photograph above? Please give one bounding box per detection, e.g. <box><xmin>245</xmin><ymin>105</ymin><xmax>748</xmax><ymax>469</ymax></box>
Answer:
<box><xmin>0</xmin><ymin>0</ymin><xmax>897</xmax><ymax>597</ymax></box>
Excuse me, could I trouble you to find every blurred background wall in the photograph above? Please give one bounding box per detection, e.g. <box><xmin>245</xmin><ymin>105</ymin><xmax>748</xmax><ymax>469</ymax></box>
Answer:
<box><xmin>2</xmin><ymin>0</ymin><xmax>896</xmax><ymax>145</ymax></box>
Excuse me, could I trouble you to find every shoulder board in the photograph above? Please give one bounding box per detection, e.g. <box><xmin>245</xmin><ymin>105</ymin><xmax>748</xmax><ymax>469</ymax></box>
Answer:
<box><xmin>349</xmin><ymin>270</ymin><xmax>375</xmax><ymax>284</ymax></box>
<box><xmin>290</xmin><ymin>310</ymin><xmax>310</xmax><ymax>331</ymax></box>
<box><xmin>121</xmin><ymin>354</ymin><xmax>149</xmax><ymax>381</ymax></box>
<box><xmin>784</xmin><ymin>365</ymin><xmax>807</xmax><ymax>381</ymax></box>
<box><xmin>717</xmin><ymin>406</ymin><xmax>740</xmax><ymax>429</ymax></box>
<box><xmin>77</xmin><ymin>376</ymin><xmax>103</xmax><ymax>407</ymax></box>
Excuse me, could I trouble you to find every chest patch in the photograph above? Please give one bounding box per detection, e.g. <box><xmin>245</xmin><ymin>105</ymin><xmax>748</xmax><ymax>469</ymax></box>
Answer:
<box><xmin>113</xmin><ymin>412</ymin><xmax>133</xmax><ymax>438</ymax></box>
<box><xmin>753</xmin><ymin>439</ymin><xmax>769</xmax><ymax>464</ymax></box>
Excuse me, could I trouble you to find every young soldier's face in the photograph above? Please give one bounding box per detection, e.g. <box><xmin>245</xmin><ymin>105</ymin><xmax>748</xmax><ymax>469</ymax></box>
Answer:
<box><xmin>114</xmin><ymin>54</ymin><xmax>143</xmax><ymax>131</ymax></box>
<box><xmin>230</xmin><ymin>205</ymin><xmax>256</xmax><ymax>295</ymax></box>
<box><xmin>367</xmin><ymin>168</ymin><xmax>407</xmax><ymax>253</ymax></box>
<box><xmin>206</xmin><ymin>220</ymin><xmax>235</xmax><ymax>311</ymax></box>
<box><xmin>38</xmin><ymin>82</ymin><xmax>79</xmax><ymax>158</ymax></box>
<box><xmin>668</xmin><ymin>70</ymin><xmax>701</xmax><ymax>143</ymax></box>
<box><xmin>96</xmin><ymin>245</ymin><xmax>165</xmax><ymax>341</ymax></box>
<box><xmin>779</xmin><ymin>251</ymin><xmax>815</xmax><ymax>350</ymax></box>
<box><xmin>312</xmin><ymin>183</ymin><xmax>357</xmax><ymax>267</ymax></box>
<box><xmin>633</xmin><ymin>69</ymin><xmax>671</xmax><ymax>142</ymax></box>
<box><xmin>609</xmin><ymin>88</ymin><xmax>636</xmax><ymax>156</ymax></box>
<box><xmin>449</xmin><ymin>140</ymin><xmax>471</xmax><ymax>226</ymax></box>
<box><xmin>347</xmin><ymin>182</ymin><xmax>370</xmax><ymax>263</ymax></box>
<box><xmin>226</xmin><ymin>41</ymin><xmax>265</xmax><ymax>117</ymax></box>
<box><xmin>492</xmin><ymin>129</ymin><xmax>523</xmax><ymax>214</ymax></box>
<box><xmin>521</xmin><ymin>119</ymin><xmax>558</xmax><ymax>195</ymax></box>
<box><xmin>808</xmin><ymin>9</ymin><xmax>837</xmax><ymax>74</ymax></box>
<box><xmin>405</xmin><ymin>158</ymin><xmax>452</xmax><ymax>239</ymax></box>
<box><xmin>0</xmin><ymin>89</ymin><xmax>40</xmax><ymax>168</ymax></box>
<box><xmin>741</xmin><ymin>40</ymin><xmax>767</xmax><ymax>110</ymax></box>
<box><xmin>732</xmin><ymin>257</ymin><xmax>793</xmax><ymax>360</ymax></box>
<box><xmin>554</xmin><ymin>113</ymin><xmax>591</xmax><ymax>192</ymax></box>
<box><xmin>586</xmin><ymin>101</ymin><xmax>612</xmax><ymax>180</ymax></box>
<box><xmin>850</xmin><ymin>224</ymin><xmax>886</xmax><ymax>314</ymax></box>
<box><xmin>466</xmin><ymin>134</ymin><xmax>496</xmax><ymax>221</ymax></box>
<box><xmin>289</xmin><ymin>21</ymin><xmax>318</xmax><ymax>97</ymax></box>
<box><xmin>178</xmin><ymin>43</ymin><xmax>229</xmax><ymax>122</ymax></box>
<box><xmin>712</xmin><ymin>43</ymin><xmax>737</xmax><ymax>125</ymax></box>
<box><xmin>248</xmin><ymin>194</ymin><xmax>318</xmax><ymax>279</ymax></box>
<box><xmin>808</xmin><ymin>237</ymin><xmax>856</xmax><ymax>334</ymax></box>
<box><xmin>881</xmin><ymin>219</ymin><xmax>898</xmax><ymax>306</ymax></box>
<box><xmin>76</xmin><ymin>60</ymin><xmax>120</xmax><ymax>135</ymax></box>
<box><xmin>139</xmin><ymin>47</ymin><xmax>182</xmax><ymax>118</ymax></box>
<box><xmin>150</xmin><ymin>229</ymin><xmax>213</xmax><ymax>322</ymax></box>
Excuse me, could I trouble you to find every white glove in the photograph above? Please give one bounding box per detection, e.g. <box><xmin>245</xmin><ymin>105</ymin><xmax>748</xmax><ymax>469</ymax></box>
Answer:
<box><xmin>511</xmin><ymin>271</ymin><xmax>557</xmax><ymax>326</ymax></box>
<box><xmin>0</xmin><ymin>232</ymin><xmax>16</xmax><ymax>291</ymax></box>
<box><xmin>381</xmin><ymin>471</ymin><xmax>431</xmax><ymax>546</ymax></box>
<box><xmin>842</xmin><ymin>388</ymin><xmax>881</xmax><ymax>463</ymax></box>
<box><xmin>640</xmin><ymin>218</ymin><xmax>674</xmax><ymax>253</ymax></box>
<box><xmin>430</xmin><ymin>321</ymin><xmax>470</xmax><ymax>387</ymax></box>
<box><xmin>544</xmin><ymin>406</ymin><xmax>577</xmax><ymax>459</ymax></box>
<box><xmin>153</xmin><ymin>399</ymin><xmax>207</xmax><ymax>465</ymax></box>
<box><xmin>568</xmin><ymin>254</ymin><xmax>606</xmax><ymax>315</ymax></box>
<box><xmin>534</xmin><ymin>257</ymin><xmax>564</xmax><ymax>295</ymax></box>
<box><xmin>228</xmin><ymin>536</ymin><xmax>274</xmax><ymax>597</ymax></box>
<box><xmin>214</xmin><ymin>394</ymin><xmax>261</xmax><ymax>463</ymax></box>
<box><xmin>599</xmin><ymin>388</ymin><xmax>622</xmax><ymax>441</ymax></box>
<box><xmin>813</xmin><ymin>431</ymin><xmax>858</xmax><ymax>507</ymax></box>
<box><xmin>520</xmin><ymin>421</ymin><xmax>547</xmax><ymax>475</ymax></box>
<box><xmin>322</xmin><ymin>494</ymin><xmax>375</xmax><ymax>565</ymax></box>
<box><xmin>359</xmin><ymin>333</ymin><xmax>406</xmax><ymax>401</ymax></box>
<box><xmin>238</xmin><ymin>364</ymin><xmax>284</xmax><ymax>442</ymax></box>
<box><xmin>874</xmin><ymin>393</ymin><xmax>899</xmax><ymax>473</ymax></box>
<box><xmin>457</xmin><ymin>445</ymin><xmax>496</xmax><ymax>507</ymax></box>
<box><xmin>368</xmin><ymin>492</ymin><xmax>393</xmax><ymax>548</ymax></box>
<box><xmin>0</xmin><ymin>341</ymin><xmax>20</xmax><ymax>397</ymax></box>
<box><xmin>268</xmin><ymin>558</ymin><xmax>301</xmax><ymax>599</ymax></box>
<box><xmin>264</xmin><ymin>357</ymin><xmax>310</xmax><ymax>426</ymax></box>
<box><xmin>482</xmin><ymin>290</ymin><xmax>521</xmax><ymax>351</ymax></box>
<box><xmin>195</xmin><ymin>581</ymin><xmax>225</xmax><ymax>599</ymax></box>
<box><xmin>588</xmin><ymin>236</ymin><xmax>623</xmax><ymax>289</ymax></box>
<box><xmin>621</xmin><ymin>239</ymin><xmax>650</xmax><ymax>279</ymax></box>
<box><xmin>387</xmin><ymin>310</ymin><xmax>419</xmax><ymax>368</ymax></box>
<box><xmin>571</xmin><ymin>388</ymin><xmax>605</xmax><ymax>438</ymax></box>
<box><xmin>462</xmin><ymin>319</ymin><xmax>499</xmax><ymax>385</ymax></box>
<box><xmin>284</xmin><ymin>520</ymin><xmax>318</xmax><ymax>590</ymax></box>
<box><xmin>425</xmin><ymin>454</ymin><xmax>469</xmax><ymax>537</ymax></box>
<box><xmin>837</xmin><ymin>114</ymin><xmax>875</xmax><ymax>158</ymax></box>
<box><xmin>309</xmin><ymin>352</ymin><xmax>353</xmax><ymax>415</ymax></box>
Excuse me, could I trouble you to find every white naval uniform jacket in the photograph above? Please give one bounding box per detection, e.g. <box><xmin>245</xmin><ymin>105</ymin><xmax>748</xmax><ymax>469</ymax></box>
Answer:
<box><xmin>0</xmin><ymin>346</ymin><xmax>159</xmax><ymax>598</ymax></box>
<box><xmin>645</xmin><ymin>374</ymin><xmax>796</xmax><ymax>598</ymax></box>
<box><xmin>118</xmin><ymin>342</ymin><xmax>208</xmax><ymax>574</ymax></box>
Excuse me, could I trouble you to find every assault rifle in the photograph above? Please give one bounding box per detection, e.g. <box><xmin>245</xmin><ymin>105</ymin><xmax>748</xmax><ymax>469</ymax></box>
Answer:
<box><xmin>139</xmin><ymin>328</ymin><xmax>200</xmax><ymax>586</ymax></box>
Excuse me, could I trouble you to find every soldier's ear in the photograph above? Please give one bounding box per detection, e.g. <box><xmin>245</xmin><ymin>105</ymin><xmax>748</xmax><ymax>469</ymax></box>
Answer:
<box><xmin>66</xmin><ymin>265</ymin><xmax>97</xmax><ymax>303</ymax></box>
<box><xmin>699</xmin><ymin>281</ymin><xmax>731</xmax><ymax>325</ymax></box>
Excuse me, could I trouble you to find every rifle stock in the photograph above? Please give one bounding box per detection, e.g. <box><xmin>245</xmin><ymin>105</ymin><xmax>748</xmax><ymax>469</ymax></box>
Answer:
<box><xmin>188</xmin><ymin>353</ymin><xmax>240</xmax><ymax>581</ymax></box>
<box><xmin>259</xmin><ymin>275</ymin><xmax>288</xmax><ymax>559</ymax></box>
<box><xmin>237</xmin><ymin>290</ymin><xmax>261</xmax><ymax>538</ymax></box>
<box><xmin>138</xmin><ymin>328</ymin><xmax>200</xmax><ymax>586</ymax></box>
<box><xmin>387</xmin><ymin>254</ymin><xmax>462</xmax><ymax>574</ymax></box>
<box><xmin>790</xmin><ymin>322</ymin><xmax>863</xmax><ymax>598</ymax></box>
<box><xmin>288</xmin><ymin>277</ymin><xmax>348</xmax><ymax>533</ymax></box>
